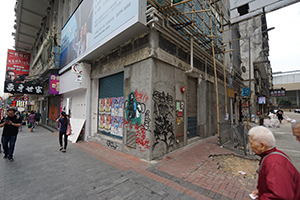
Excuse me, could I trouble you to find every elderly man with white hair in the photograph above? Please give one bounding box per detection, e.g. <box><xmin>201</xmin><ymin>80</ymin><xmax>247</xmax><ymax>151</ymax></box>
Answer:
<box><xmin>249</xmin><ymin>126</ymin><xmax>300</xmax><ymax>200</ymax></box>
<box><xmin>292</xmin><ymin>121</ymin><xmax>300</xmax><ymax>142</ymax></box>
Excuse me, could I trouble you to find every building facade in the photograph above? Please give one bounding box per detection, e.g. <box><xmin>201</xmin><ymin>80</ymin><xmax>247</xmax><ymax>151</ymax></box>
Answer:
<box><xmin>13</xmin><ymin>0</ymin><xmax>244</xmax><ymax>160</ymax></box>
<box><xmin>239</xmin><ymin>13</ymin><xmax>273</xmax><ymax>118</ymax></box>
<box><xmin>273</xmin><ymin>70</ymin><xmax>300</xmax><ymax>109</ymax></box>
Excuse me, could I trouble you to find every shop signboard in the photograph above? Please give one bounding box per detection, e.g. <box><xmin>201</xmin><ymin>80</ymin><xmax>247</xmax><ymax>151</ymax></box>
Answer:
<box><xmin>228</xmin><ymin>88</ymin><xmax>235</xmax><ymax>98</ymax></box>
<box><xmin>258</xmin><ymin>97</ymin><xmax>266</xmax><ymax>104</ymax></box>
<box><xmin>270</xmin><ymin>89</ymin><xmax>286</xmax><ymax>97</ymax></box>
<box><xmin>5</xmin><ymin>49</ymin><xmax>30</xmax><ymax>84</ymax></box>
<box><xmin>242</xmin><ymin>87</ymin><xmax>250</xmax><ymax>97</ymax></box>
<box><xmin>4</xmin><ymin>81</ymin><xmax>44</xmax><ymax>95</ymax></box>
<box><xmin>49</xmin><ymin>74</ymin><xmax>60</xmax><ymax>94</ymax></box>
<box><xmin>60</xmin><ymin>0</ymin><xmax>146</xmax><ymax>69</ymax></box>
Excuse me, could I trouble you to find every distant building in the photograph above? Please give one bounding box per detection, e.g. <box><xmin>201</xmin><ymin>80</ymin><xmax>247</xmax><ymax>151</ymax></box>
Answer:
<box><xmin>238</xmin><ymin>13</ymin><xmax>273</xmax><ymax>117</ymax></box>
<box><xmin>273</xmin><ymin>70</ymin><xmax>300</xmax><ymax>107</ymax></box>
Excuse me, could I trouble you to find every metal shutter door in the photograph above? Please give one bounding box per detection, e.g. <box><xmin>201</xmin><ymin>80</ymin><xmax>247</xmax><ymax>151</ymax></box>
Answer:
<box><xmin>99</xmin><ymin>72</ymin><xmax>124</xmax><ymax>98</ymax></box>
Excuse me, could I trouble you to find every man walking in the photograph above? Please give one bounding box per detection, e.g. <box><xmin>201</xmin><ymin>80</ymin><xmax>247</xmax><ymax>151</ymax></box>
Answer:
<box><xmin>276</xmin><ymin>107</ymin><xmax>284</xmax><ymax>123</ymax></box>
<box><xmin>35</xmin><ymin>110</ymin><xmax>41</xmax><ymax>126</ymax></box>
<box><xmin>0</xmin><ymin>107</ymin><xmax>22</xmax><ymax>162</ymax></box>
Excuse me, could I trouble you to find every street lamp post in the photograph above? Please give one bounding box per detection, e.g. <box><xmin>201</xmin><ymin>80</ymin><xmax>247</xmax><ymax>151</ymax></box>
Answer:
<box><xmin>248</xmin><ymin>27</ymin><xmax>275</xmax><ymax>123</ymax></box>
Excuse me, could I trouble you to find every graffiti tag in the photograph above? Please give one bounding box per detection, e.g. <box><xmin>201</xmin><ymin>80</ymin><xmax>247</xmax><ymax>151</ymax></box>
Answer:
<box><xmin>152</xmin><ymin>91</ymin><xmax>175</xmax><ymax>152</ymax></box>
<box><xmin>106</xmin><ymin>140</ymin><xmax>118</xmax><ymax>150</ymax></box>
<box><xmin>134</xmin><ymin>89</ymin><xmax>149</xmax><ymax>103</ymax></box>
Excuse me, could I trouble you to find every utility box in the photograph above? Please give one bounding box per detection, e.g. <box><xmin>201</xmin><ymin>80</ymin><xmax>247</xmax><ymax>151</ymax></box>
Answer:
<box><xmin>175</xmin><ymin>100</ymin><xmax>184</xmax><ymax>142</ymax></box>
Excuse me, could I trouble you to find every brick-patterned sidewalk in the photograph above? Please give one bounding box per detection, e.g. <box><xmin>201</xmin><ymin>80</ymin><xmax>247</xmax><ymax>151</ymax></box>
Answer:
<box><xmin>73</xmin><ymin>136</ymin><xmax>258</xmax><ymax>200</ymax></box>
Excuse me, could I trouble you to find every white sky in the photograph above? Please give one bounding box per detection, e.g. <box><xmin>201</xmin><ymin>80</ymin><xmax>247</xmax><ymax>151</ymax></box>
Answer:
<box><xmin>0</xmin><ymin>1</ymin><xmax>299</xmax><ymax>96</ymax></box>
<box><xmin>266</xmin><ymin>1</ymin><xmax>300</xmax><ymax>73</ymax></box>
<box><xmin>0</xmin><ymin>1</ymin><xmax>15</xmax><ymax>96</ymax></box>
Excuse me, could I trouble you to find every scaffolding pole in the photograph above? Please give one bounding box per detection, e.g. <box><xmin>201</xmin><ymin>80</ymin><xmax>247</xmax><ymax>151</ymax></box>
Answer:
<box><xmin>209</xmin><ymin>1</ymin><xmax>220</xmax><ymax>145</ymax></box>
<box><xmin>221</xmin><ymin>6</ymin><xmax>228</xmax><ymax>117</ymax></box>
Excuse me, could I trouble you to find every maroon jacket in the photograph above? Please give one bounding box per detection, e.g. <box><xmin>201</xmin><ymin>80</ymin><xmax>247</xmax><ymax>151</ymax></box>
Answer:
<box><xmin>257</xmin><ymin>147</ymin><xmax>300</xmax><ymax>200</ymax></box>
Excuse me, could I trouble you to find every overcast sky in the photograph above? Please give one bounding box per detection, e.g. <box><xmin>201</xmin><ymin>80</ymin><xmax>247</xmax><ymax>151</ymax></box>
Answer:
<box><xmin>0</xmin><ymin>1</ymin><xmax>15</xmax><ymax>96</ymax></box>
<box><xmin>0</xmin><ymin>1</ymin><xmax>299</xmax><ymax>96</ymax></box>
<box><xmin>266</xmin><ymin>1</ymin><xmax>300</xmax><ymax>73</ymax></box>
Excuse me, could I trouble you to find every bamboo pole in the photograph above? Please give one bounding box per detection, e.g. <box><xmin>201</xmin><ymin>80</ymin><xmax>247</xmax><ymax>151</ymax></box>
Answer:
<box><xmin>222</xmin><ymin>18</ymin><xmax>228</xmax><ymax>117</ymax></box>
<box><xmin>183</xmin><ymin>9</ymin><xmax>210</xmax><ymax>14</ymax></box>
<box><xmin>213</xmin><ymin>0</ymin><xmax>228</xmax><ymax>119</ymax></box>
<box><xmin>209</xmin><ymin>1</ymin><xmax>220</xmax><ymax>145</ymax></box>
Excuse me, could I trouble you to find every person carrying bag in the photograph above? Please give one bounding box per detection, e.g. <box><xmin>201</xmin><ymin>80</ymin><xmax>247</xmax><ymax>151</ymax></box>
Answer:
<box><xmin>56</xmin><ymin>112</ymin><xmax>70</xmax><ymax>153</ymax></box>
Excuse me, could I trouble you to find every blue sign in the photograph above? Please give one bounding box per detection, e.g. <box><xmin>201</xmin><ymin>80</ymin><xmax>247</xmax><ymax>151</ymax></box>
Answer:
<box><xmin>229</xmin><ymin>77</ymin><xmax>233</xmax><ymax>88</ymax></box>
<box><xmin>242</xmin><ymin>87</ymin><xmax>250</xmax><ymax>97</ymax></box>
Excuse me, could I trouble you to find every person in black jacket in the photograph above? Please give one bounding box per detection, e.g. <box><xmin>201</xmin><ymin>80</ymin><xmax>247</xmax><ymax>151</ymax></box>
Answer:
<box><xmin>0</xmin><ymin>107</ymin><xmax>22</xmax><ymax>162</ymax></box>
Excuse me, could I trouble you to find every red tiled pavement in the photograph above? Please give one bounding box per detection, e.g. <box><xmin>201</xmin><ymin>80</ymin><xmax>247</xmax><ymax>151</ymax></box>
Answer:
<box><xmin>68</xmin><ymin>135</ymin><xmax>257</xmax><ymax>200</ymax></box>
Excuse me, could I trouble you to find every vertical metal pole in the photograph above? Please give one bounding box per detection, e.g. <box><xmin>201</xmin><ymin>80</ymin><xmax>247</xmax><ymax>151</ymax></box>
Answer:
<box><xmin>243</xmin><ymin>126</ymin><xmax>247</xmax><ymax>155</ymax></box>
<box><xmin>230</xmin><ymin>98</ymin><xmax>233</xmax><ymax>139</ymax></box>
<box><xmin>248</xmin><ymin>37</ymin><xmax>252</xmax><ymax>123</ymax></box>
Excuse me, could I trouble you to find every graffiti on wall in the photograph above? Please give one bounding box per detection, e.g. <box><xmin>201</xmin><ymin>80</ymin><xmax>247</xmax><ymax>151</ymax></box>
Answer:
<box><xmin>125</xmin><ymin>92</ymin><xmax>146</xmax><ymax>125</ymax></box>
<box><xmin>134</xmin><ymin>89</ymin><xmax>149</xmax><ymax>103</ymax></box>
<box><xmin>152</xmin><ymin>91</ymin><xmax>175</xmax><ymax>152</ymax></box>
<box><xmin>124</xmin><ymin>90</ymin><xmax>150</xmax><ymax>152</ymax></box>
<box><xmin>106</xmin><ymin>140</ymin><xmax>118</xmax><ymax>150</ymax></box>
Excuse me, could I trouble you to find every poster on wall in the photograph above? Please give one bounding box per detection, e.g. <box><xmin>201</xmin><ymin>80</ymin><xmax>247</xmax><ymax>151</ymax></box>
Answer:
<box><xmin>99</xmin><ymin>98</ymin><xmax>105</xmax><ymax>113</ymax></box>
<box><xmin>111</xmin><ymin>97</ymin><xmax>124</xmax><ymax>117</ymax></box>
<box><xmin>104</xmin><ymin>114</ymin><xmax>111</xmax><ymax>133</ymax></box>
<box><xmin>5</xmin><ymin>49</ymin><xmax>30</xmax><ymax>83</ymax></box>
<box><xmin>98</xmin><ymin>96</ymin><xmax>123</xmax><ymax>137</ymax></box>
<box><xmin>105</xmin><ymin>98</ymin><xmax>111</xmax><ymax>112</ymax></box>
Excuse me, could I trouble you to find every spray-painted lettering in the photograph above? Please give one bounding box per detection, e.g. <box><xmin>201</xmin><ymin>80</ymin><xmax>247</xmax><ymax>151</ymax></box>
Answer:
<box><xmin>152</xmin><ymin>91</ymin><xmax>175</xmax><ymax>152</ymax></box>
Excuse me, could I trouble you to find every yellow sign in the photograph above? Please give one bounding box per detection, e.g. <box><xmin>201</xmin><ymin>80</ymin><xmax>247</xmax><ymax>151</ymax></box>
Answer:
<box><xmin>228</xmin><ymin>88</ymin><xmax>235</xmax><ymax>98</ymax></box>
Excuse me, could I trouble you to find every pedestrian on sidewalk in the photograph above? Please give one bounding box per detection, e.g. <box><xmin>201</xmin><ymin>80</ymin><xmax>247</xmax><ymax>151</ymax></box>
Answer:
<box><xmin>56</xmin><ymin>112</ymin><xmax>69</xmax><ymax>153</ymax></box>
<box><xmin>0</xmin><ymin>107</ymin><xmax>22</xmax><ymax>162</ymax></box>
<box><xmin>292</xmin><ymin>121</ymin><xmax>300</xmax><ymax>142</ymax></box>
<box><xmin>35</xmin><ymin>110</ymin><xmax>41</xmax><ymax>126</ymax></box>
<box><xmin>249</xmin><ymin>126</ymin><xmax>300</xmax><ymax>199</ymax></box>
<box><xmin>16</xmin><ymin>111</ymin><xmax>23</xmax><ymax>132</ymax></box>
<box><xmin>28</xmin><ymin>111</ymin><xmax>36</xmax><ymax>132</ymax></box>
<box><xmin>276</xmin><ymin>107</ymin><xmax>284</xmax><ymax>123</ymax></box>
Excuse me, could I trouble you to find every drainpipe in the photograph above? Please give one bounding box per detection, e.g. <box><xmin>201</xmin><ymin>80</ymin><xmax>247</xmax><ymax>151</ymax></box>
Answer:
<box><xmin>186</xmin><ymin>37</ymin><xmax>194</xmax><ymax>73</ymax></box>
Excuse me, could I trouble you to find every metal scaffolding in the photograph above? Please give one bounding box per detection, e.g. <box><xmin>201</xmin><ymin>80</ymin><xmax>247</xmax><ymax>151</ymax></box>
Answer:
<box><xmin>147</xmin><ymin>0</ymin><xmax>231</xmax><ymax>144</ymax></box>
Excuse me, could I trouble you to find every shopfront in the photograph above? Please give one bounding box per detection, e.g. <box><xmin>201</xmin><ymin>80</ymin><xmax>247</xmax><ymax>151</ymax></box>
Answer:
<box><xmin>98</xmin><ymin>72</ymin><xmax>124</xmax><ymax>139</ymax></box>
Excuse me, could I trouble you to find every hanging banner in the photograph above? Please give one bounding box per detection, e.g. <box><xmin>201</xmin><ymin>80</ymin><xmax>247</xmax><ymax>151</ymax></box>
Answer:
<box><xmin>4</xmin><ymin>81</ymin><xmax>44</xmax><ymax>95</ymax></box>
<box><xmin>228</xmin><ymin>88</ymin><xmax>235</xmax><ymax>98</ymax></box>
<box><xmin>5</xmin><ymin>49</ymin><xmax>30</xmax><ymax>83</ymax></box>
<box><xmin>49</xmin><ymin>74</ymin><xmax>60</xmax><ymax>94</ymax></box>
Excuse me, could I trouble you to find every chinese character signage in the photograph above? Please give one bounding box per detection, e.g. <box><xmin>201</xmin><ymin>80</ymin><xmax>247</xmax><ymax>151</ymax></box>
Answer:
<box><xmin>98</xmin><ymin>97</ymin><xmax>123</xmax><ymax>137</ymax></box>
<box><xmin>49</xmin><ymin>74</ymin><xmax>60</xmax><ymax>94</ymax></box>
<box><xmin>5</xmin><ymin>49</ymin><xmax>30</xmax><ymax>83</ymax></box>
<box><xmin>269</xmin><ymin>89</ymin><xmax>285</xmax><ymax>97</ymax></box>
<box><xmin>4</xmin><ymin>81</ymin><xmax>44</xmax><ymax>95</ymax></box>
<box><xmin>242</xmin><ymin>87</ymin><xmax>250</xmax><ymax>97</ymax></box>
<box><xmin>258</xmin><ymin>97</ymin><xmax>266</xmax><ymax>104</ymax></box>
